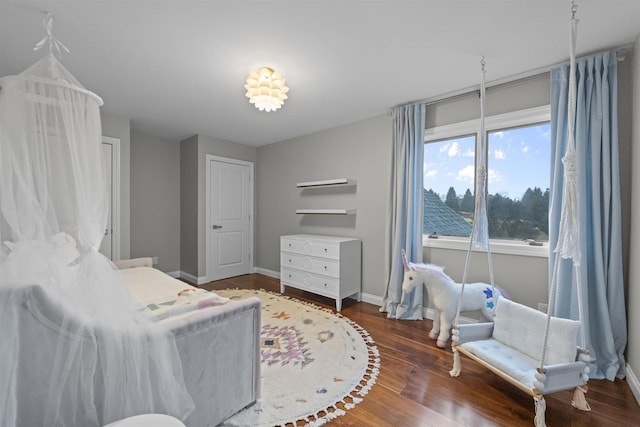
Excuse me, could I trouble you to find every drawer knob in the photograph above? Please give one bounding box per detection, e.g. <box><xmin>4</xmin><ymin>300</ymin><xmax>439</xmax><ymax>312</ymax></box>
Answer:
<box><xmin>324</xmin><ymin>266</ymin><xmax>327</xmax><ymax>270</ymax></box>
<box><xmin>288</xmin><ymin>274</ymin><xmax>292</xmax><ymax>278</ymax></box>
<box><xmin>324</xmin><ymin>248</ymin><xmax>327</xmax><ymax>252</ymax></box>
<box><xmin>324</xmin><ymin>283</ymin><xmax>327</xmax><ymax>288</ymax></box>
<box><xmin>289</xmin><ymin>243</ymin><xmax>292</xmax><ymax>247</ymax></box>
<box><xmin>289</xmin><ymin>259</ymin><xmax>292</xmax><ymax>263</ymax></box>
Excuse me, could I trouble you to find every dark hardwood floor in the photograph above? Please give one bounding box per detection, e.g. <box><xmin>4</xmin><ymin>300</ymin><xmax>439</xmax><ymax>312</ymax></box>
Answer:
<box><xmin>202</xmin><ymin>274</ymin><xmax>639</xmax><ymax>427</ymax></box>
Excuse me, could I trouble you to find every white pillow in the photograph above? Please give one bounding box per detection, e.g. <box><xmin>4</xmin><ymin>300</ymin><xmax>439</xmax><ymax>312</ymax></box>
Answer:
<box><xmin>492</xmin><ymin>297</ymin><xmax>580</xmax><ymax>365</ymax></box>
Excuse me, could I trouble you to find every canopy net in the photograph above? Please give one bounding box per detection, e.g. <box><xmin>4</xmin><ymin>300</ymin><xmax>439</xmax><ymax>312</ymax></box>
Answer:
<box><xmin>0</xmin><ymin>53</ymin><xmax>194</xmax><ymax>426</ymax></box>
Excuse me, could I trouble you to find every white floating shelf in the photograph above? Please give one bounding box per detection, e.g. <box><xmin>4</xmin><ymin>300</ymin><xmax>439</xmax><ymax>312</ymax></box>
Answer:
<box><xmin>296</xmin><ymin>209</ymin><xmax>357</xmax><ymax>215</ymax></box>
<box><xmin>296</xmin><ymin>178</ymin><xmax>356</xmax><ymax>188</ymax></box>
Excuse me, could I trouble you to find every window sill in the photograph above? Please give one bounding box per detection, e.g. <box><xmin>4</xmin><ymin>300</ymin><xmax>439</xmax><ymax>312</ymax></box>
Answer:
<box><xmin>423</xmin><ymin>235</ymin><xmax>549</xmax><ymax>258</ymax></box>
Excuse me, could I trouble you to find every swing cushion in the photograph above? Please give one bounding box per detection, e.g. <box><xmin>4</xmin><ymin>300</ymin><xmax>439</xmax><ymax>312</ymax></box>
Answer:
<box><xmin>492</xmin><ymin>297</ymin><xmax>580</xmax><ymax>365</ymax></box>
<box><xmin>462</xmin><ymin>338</ymin><xmax>541</xmax><ymax>389</ymax></box>
<box><xmin>458</xmin><ymin>298</ymin><xmax>582</xmax><ymax>391</ymax></box>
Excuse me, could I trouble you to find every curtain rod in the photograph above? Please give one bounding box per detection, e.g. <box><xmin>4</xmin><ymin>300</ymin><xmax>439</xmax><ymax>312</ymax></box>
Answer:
<box><xmin>398</xmin><ymin>44</ymin><xmax>631</xmax><ymax>109</ymax></box>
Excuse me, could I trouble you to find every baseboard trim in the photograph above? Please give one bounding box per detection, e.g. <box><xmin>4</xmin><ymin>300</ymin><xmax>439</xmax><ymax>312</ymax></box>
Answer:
<box><xmin>178</xmin><ymin>271</ymin><xmax>208</xmax><ymax>285</ymax></box>
<box><xmin>254</xmin><ymin>267</ymin><xmax>280</xmax><ymax>279</ymax></box>
<box><xmin>166</xmin><ymin>271</ymin><xmax>180</xmax><ymax>278</ymax></box>
<box><xmin>360</xmin><ymin>292</ymin><xmax>382</xmax><ymax>306</ymax></box>
<box><xmin>626</xmin><ymin>364</ymin><xmax>640</xmax><ymax>405</ymax></box>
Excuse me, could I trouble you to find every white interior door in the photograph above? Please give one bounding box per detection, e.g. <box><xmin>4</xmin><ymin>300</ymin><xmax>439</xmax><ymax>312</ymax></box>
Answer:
<box><xmin>99</xmin><ymin>137</ymin><xmax>120</xmax><ymax>261</ymax></box>
<box><xmin>100</xmin><ymin>142</ymin><xmax>113</xmax><ymax>259</ymax></box>
<box><xmin>207</xmin><ymin>156</ymin><xmax>252</xmax><ymax>281</ymax></box>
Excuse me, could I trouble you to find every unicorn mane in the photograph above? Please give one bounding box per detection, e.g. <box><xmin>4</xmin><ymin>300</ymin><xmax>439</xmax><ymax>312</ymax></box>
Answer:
<box><xmin>412</xmin><ymin>263</ymin><xmax>454</xmax><ymax>283</ymax></box>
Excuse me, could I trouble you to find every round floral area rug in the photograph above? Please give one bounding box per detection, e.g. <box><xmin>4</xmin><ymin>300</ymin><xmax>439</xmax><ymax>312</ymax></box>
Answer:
<box><xmin>216</xmin><ymin>288</ymin><xmax>380</xmax><ymax>427</ymax></box>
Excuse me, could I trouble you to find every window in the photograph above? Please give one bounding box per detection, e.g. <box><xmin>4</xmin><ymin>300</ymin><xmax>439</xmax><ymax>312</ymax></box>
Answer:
<box><xmin>424</xmin><ymin>106</ymin><xmax>550</xmax><ymax>253</ymax></box>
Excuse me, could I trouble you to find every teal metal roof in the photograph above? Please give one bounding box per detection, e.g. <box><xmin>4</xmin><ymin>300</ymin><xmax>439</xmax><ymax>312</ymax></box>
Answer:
<box><xmin>423</xmin><ymin>190</ymin><xmax>472</xmax><ymax>237</ymax></box>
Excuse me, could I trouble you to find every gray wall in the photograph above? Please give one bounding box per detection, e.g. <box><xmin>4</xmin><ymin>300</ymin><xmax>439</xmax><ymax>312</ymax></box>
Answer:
<box><xmin>426</xmin><ymin>72</ymin><xmax>550</xmax><ymax>128</ymax></box>
<box><xmin>425</xmin><ymin>248</ymin><xmax>548</xmax><ymax>310</ymax></box>
<box><xmin>130</xmin><ymin>132</ymin><xmax>181</xmax><ymax>273</ymax></box>
<box><xmin>101</xmin><ymin>111</ymin><xmax>130</xmax><ymax>260</ymax></box>
<box><xmin>628</xmin><ymin>34</ymin><xmax>640</xmax><ymax>392</ymax></box>
<box><xmin>256</xmin><ymin>115</ymin><xmax>392</xmax><ymax>298</ymax></box>
<box><xmin>180</xmin><ymin>136</ymin><xmax>199</xmax><ymax>277</ymax></box>
<box><xmin>180</xmin><ymin>134</ymin><xmax>257</xmax><ymax>279</ymax></box>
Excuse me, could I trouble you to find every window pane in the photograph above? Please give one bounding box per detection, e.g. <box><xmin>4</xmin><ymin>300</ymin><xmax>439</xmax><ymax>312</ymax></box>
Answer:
<box><xmin>423</xmin><ymin>122</ymin><xmax>550</xmax><ymax>242</ymax></box>
<box><xmin>423</xmin><ymin>135</ymin><xmax>475</xmax><ymax>237</ymax></box>
<box><xmin>487</xmin><ymin>123</ymin><xmax>550</xmax><ymax>241</ymax></box>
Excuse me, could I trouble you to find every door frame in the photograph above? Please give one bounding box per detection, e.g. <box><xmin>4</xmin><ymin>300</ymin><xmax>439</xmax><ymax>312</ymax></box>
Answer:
<box><xmin>205</xmin><ymin>154</ymin><xmax>254</xmax><ymax>282</ymax></box>
<box><xmin>102</xmin><ymin>136</ymin><xmax>121</xmax><ymax>261</ymax></box>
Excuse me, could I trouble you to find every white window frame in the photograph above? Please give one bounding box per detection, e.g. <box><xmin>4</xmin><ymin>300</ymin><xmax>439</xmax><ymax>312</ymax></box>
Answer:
<box><xmin>424</xmin><ymin>105</ymin><xmax>551</xmax><ymax>258</ymax></box>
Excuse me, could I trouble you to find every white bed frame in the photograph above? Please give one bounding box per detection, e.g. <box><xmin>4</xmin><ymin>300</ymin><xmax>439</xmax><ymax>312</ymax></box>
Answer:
<box><xmin>7</xmin><ymin>261</ymin><xmax>261</xmax><ymax>427</ymax></box>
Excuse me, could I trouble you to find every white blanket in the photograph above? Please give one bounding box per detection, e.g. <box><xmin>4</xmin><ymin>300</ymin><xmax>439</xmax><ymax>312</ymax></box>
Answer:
<box><xmin>119</xmin><ymin>267</ymin><xmax>228</xmax><ymax>320</ymax></box>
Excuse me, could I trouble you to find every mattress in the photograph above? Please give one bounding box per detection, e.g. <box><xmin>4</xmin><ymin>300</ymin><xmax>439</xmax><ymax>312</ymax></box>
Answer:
<box><xmin>120</xmin><ymin>267</ymin><xmax>229</xmax><ymax>320</ymax></box>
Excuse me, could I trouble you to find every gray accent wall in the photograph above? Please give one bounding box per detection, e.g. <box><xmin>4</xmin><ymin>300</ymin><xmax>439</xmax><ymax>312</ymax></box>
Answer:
<box><xmin>101</xmin><ymin>111</ymin><xmax>130</xmax><ymax>260</ymax></box>
<box><xmin>424</xmin><ymin>248</ymin><xmax>548</xmax><ymax>310</ymax></box>
<box><xmin>426</xmin><ymin>72</ymin><xmax>550</xmax><ymax>128</ymax></box>
<box><xmin>256</xmin><ymin>115</ymin><xmax>392</xmax><ymax>298</ymax></box>
<box><xmin>130</xmin><ymin>132</ymin><xmax>181</xmax><ymax>272</ymax></box>
<box><xmin>180</xmin><ymin>136</ymin><xmax>199</xmax><ymax>277</ymax></box>
<box><xmin>180</xmin><ymin>134</ymin><xmax>257</xmax><ymax>279</ymax></box>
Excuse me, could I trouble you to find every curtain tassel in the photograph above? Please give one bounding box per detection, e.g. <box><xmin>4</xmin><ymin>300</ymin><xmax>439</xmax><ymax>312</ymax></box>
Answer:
<box><xmin>449</xmin><ymin>348</ymin><xmax>461</xmax><ymax>377</ymax></box>
<box><xmin>571</xmin><ymin>386</ymin><xmax>591</xmax><ymax>411</ymax></box>
<box><xmin>534</xmin><ymin>396</ymin><xmax>547</xmax><ymax>427</ymax></box>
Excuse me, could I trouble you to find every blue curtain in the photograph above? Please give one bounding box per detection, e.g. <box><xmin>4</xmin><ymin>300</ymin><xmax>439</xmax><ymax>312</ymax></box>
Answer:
<box><xmin>380</xmin><ymin>102</ymin><xmax>425</xmax><ymax>319</ymax></box>
<box><xmin>550</xmin><ymin>51</ymin><xmax>627</xmax><ymax>380</ymax></box>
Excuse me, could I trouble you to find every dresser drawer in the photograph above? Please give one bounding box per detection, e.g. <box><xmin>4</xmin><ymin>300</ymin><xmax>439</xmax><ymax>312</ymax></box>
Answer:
<box><xmin>281</xmin><ymin>268</ymin><xmax>339</xmax><ymax>295</ymax></box>
<box><xmin>281</xmin><ymin>237</ymin><xmax>340</xmax><ymax>259</ymax></box>
<box><xmin>280</xmin><ymin>253</ymin><xmax>340</xmax><ymax>278</ymax></box>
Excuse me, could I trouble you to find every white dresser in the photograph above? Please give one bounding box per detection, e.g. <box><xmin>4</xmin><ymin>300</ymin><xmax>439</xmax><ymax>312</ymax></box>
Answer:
<box><xmin>280</xmin><ymin>234</ymin><xmax>361</xmax><ymax>311</ymax></box>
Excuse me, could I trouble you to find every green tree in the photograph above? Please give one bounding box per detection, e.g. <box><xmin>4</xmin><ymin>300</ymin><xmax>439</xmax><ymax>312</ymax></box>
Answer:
<box><xmin>445</xmin><ymin>187</ymin><xmax>459</xmax><ymax>211</ymax></box>
<box><xmin>460</xmin><ymin>189</ymin><xmax>474</xmax><ymax>212</ymax></box>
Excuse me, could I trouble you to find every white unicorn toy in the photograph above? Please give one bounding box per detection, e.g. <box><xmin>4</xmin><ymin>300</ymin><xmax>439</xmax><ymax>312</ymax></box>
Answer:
<box><xmin>401</xmin><ymin>250</ymin><xmax>503</xmax><ymax>348</ymax></box>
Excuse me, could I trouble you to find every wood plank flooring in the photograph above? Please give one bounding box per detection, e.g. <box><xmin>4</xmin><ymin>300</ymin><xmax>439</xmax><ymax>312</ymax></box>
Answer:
<box><xmin>202</xmin><ymin>274</ymin><xmax>639</xmax><ymax>427</ymax></box>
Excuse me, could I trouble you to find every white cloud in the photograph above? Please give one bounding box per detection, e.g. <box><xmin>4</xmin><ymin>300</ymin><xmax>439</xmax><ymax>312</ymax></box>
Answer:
<box><xmin>456</xmin><ymin>165</ymin><xmax>475</xmax><ymax>184</ymax></box>
<box><xmin>425</xmin><ymin>169</ymin><xmax>438</xmax><ymax>179</ymax></box>
<box><xmin>457</xmin><ymin>166</ymin><xmax>502</xmax><ymax>186</ymax></box>
<box><xmin>447</xmin><ymin>142</ymin><xmax>460</xmax><ymax>157</ymax></box>
<box><xmin>463</xmin><ymin>149</ymin><xmax>474</xmax><ymax>157</ymax></box>
<box><xmin>494</xmin><ymin>149</ymin><xmax>506</xmax><ymax>160</ymax></box>
<box><xmin>439</xmin><ymin>144</ymin><xmax>450</xmax><ymax>153</ymax></box>
<box><xmin>521</xmin><ymin>145</ymin><xmax>530</xmax><ymax>153</ymax></box>
<box><xmin>493</xmin><ymin>131</ymin><xmax>505</xmax><ymax>139</ymax></box>
<box><xmin>488</xmin><ymin>168</ymin><xmax>502</xmax><ymax>184</ymax></box>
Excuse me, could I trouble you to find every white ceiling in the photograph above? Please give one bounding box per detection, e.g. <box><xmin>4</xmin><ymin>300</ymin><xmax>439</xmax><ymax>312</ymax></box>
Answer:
<box><xmin>1</xmin><ymin>1</ymin><xmax>639</xmax><ymax>147</ymax></box>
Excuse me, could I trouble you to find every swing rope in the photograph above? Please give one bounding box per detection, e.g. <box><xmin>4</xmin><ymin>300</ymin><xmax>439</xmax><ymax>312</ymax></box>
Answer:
<box><xmin>540</xmin><ymin>3</ymin><xmax>590</xmax><ymax>411</ymax></box>
<box><xmin>453</xmin><ymin>58</ymin><xmax>497</xmax><ymax>330</ymax></box>
<box><xmin>452</xmin><ymin>4</ymin><xmax>591</xmax><ymax>422</ymax></box>
<box><xmin>541</xmin><ymin>0</ymin><xmax>588</xmax><ymax>368</ymax></box>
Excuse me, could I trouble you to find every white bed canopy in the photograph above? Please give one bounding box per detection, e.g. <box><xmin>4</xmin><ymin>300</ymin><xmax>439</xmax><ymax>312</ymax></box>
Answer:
<box><xmin>0</xmin><ymin>15</ymin><xmax>194</xmax><ymax>426</ymax></box>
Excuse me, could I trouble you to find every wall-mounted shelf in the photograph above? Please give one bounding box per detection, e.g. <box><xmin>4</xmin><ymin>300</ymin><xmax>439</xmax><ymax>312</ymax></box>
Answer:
<box><xmin>296</xmin><ymin>209</ymin><xmax>357</xmax><ymax>215</ymax></box>
<box><xmin>296</xmin><ymin>178</ymin><xmax>356</xmax><ymax>188</ymax></box>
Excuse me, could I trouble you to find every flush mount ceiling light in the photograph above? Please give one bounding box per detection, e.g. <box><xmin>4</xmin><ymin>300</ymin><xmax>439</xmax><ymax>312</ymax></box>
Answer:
<box><xmin>244</xmin><ymin>67</ymin><xmax>289</xmax><ymax>112</ymax></box>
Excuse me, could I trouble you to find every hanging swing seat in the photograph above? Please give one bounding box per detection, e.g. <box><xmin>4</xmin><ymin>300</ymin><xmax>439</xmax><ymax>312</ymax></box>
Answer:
<box><xmin>452</xmin><ymin>297</ymin><xmax>588</xmax><ymax>397</ymax></box>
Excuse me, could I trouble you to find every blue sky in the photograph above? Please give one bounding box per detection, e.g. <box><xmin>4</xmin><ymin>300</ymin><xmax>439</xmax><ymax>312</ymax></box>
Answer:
<box><xmin>424</xmin><ymin>123</ymin><xmax>551</xmax><ymax>201</ymax></box>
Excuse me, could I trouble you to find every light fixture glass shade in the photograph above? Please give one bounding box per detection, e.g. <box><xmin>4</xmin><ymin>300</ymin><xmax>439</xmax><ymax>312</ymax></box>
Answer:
<box><xmin>244</xmin><ymin>67</ymin><xmax>289</xmax><ymax>112</ymax></box>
